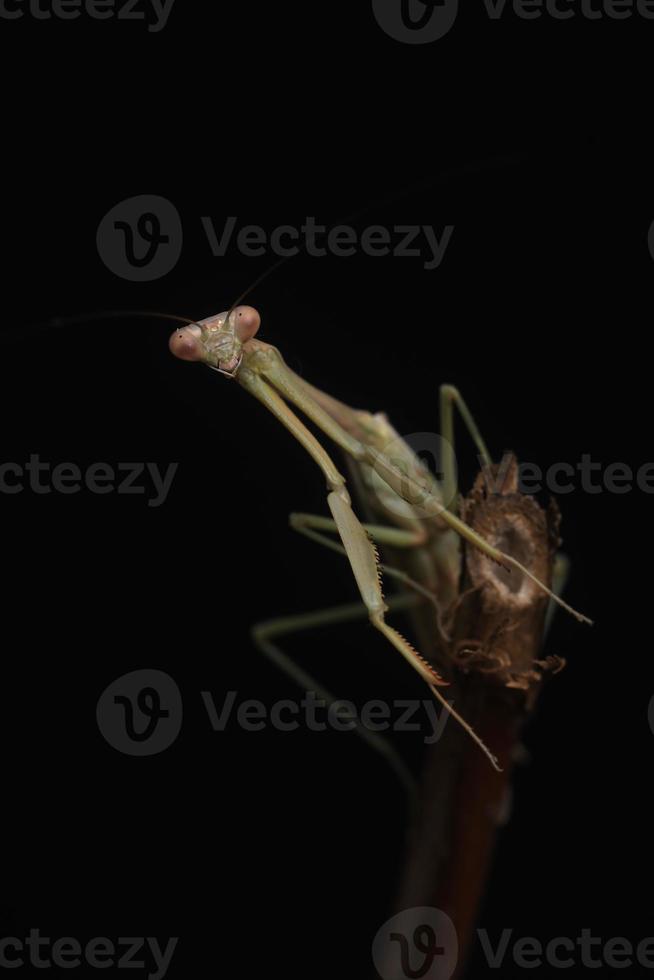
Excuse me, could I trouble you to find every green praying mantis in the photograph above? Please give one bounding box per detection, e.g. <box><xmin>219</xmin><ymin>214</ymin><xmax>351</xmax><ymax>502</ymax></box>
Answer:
<box><xmin>168</xmin><ymin>303</ymin><xmax>591</xmax><ymax>775</ymax></box>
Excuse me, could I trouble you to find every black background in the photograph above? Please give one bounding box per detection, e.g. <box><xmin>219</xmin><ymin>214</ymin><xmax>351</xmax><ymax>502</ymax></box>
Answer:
<box><xmin>0</xmin><ymin>2</ymin><xmax>652</xmax><ymax>978</ymax></box>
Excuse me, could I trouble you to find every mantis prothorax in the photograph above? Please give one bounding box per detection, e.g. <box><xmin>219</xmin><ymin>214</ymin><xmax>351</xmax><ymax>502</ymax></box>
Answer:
<box><xmin>168</xmin><ymin>305</ymin><xmax>591</xmax><ymax>773</ymax></box>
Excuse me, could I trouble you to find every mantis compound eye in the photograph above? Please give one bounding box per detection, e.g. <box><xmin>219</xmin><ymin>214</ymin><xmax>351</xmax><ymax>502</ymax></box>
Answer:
<box><xmin>231</xmin><ymin>305</ymin><xmax>260</xmax><ymax>342</ymax></box>
<box><xmin>169</xmin><ymin>324</ymin><xmax>203</xmax><ymax>361</ymax></box>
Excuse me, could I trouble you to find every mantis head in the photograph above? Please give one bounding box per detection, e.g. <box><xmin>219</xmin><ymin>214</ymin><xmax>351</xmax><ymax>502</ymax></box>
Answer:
<box><xmin>169</xmin><ymin>305</ymin><xmax>261</xmax><ymax>376</ymax></box>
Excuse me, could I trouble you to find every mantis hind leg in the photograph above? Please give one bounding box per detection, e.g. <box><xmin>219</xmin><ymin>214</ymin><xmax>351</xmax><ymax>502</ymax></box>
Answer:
<box><xmin>251</xmin><ymin>595</ymin><xmax>421</xmax><ymax>800</ymax></box>
<box><xmin>439</xmin><ymin>384</ymin><xmax>492</xmax><ymax>512</ymax></box>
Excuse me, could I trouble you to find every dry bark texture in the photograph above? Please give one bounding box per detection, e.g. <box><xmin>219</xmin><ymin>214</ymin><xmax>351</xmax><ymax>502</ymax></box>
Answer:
<box><xmin>382</xmin><ymin>455</ymin><xmax>564</xmax><ymax>980</ymax></box>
